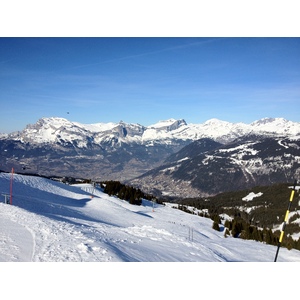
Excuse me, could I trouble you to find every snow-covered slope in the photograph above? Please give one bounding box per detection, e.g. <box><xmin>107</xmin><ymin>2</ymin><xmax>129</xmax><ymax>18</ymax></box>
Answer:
<box><xmin>1</xmin><ymin>173</ymin><xmax>300</xmax><ymax>262</ymax></box>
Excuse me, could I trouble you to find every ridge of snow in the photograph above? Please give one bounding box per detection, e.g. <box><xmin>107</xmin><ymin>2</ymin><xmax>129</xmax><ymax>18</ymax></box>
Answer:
<box><xmin>148</xmin><ymin>118</ymin><xmax>186</xmax><ymax>129</ymax></box>
<box><xmin>74</xmin><ymin>121</ymin><xmax>118</xmax><ymax>132</ymax></box>
<box><xmin>250</xmin><ymin>117</ymin><xmax>300</xmax><ymax>135</ymax></box>
<box><xmin>148</xmin><ymin>119</ymin><xmax>178</xmax><ymax>128</ymax></box>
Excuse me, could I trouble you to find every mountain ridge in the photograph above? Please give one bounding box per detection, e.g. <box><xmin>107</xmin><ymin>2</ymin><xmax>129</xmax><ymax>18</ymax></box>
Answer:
<box><xmin>0</xmin><ymin>117</ymin><xmax>299</xmax><ymax>186</ymax></box>
<box><xmin>3</xmin><ymin>116</ymin><xmax>300</xmax><ymax>145</ymax></box>
<box><xmin>129</xmin><ymin>135</ymin><xmax>300</xmax><ymax>198</ymax></box>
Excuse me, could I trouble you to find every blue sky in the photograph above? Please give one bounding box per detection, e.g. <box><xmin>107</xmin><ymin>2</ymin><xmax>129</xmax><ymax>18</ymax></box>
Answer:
<box><xmin>0</xmin><ymin>37</ymin><xmax>300</xmax><ymax>133</ymax></box>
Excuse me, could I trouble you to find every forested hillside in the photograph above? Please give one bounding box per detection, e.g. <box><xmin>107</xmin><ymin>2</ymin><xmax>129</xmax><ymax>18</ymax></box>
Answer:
<box><xmin>174</xmin><ymin>182</ymin><xmax>300</xmax><ymax>250</ymax></box>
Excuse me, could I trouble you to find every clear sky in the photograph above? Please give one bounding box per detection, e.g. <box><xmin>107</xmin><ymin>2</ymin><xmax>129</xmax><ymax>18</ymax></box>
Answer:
<box><xmin>1</xmin><ymin>36</ymin><xmax>300</xmax><ymax>133</ymax></box>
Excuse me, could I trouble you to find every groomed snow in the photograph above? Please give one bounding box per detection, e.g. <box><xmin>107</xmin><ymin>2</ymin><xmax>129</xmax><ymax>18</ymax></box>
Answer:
<box><xmin>1</xmin><ymin>172</ymin><xmax>299</xmax><ymax>263</ymax></box>
<box><xmin>1</xmin><ymin>172</ymin><xmax>300</xmax><ymax>299</ymax></box>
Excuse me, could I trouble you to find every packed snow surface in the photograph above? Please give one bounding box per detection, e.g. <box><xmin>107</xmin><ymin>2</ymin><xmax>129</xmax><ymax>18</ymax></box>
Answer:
<box><xmin>1</xmin><ymin>173</ymin><xmax>300</xmax><ymax>262</ymax></box>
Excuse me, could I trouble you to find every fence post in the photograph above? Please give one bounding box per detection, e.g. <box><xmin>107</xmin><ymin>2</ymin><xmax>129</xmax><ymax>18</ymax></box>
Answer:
<box><xmin>10</xmin><ymin>168</ymin><xmax>14</xmax><ymax>205</ymax></box>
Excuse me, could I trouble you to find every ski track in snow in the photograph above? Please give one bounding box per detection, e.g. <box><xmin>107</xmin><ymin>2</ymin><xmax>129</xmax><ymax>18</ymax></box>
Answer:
<box><xmin>1</xmin><ymin>173</ymin><xmax>300</xmax><ymax>262</ymax></box>
<box><xmin>0</xmin><ymin>214</ymin><xmax>33</xmax><ymax>261</ymax></box>
<box><xmin>1</xmin><ymin>205</ymin><xmax>117</xmax><ymax>262</ymax></box>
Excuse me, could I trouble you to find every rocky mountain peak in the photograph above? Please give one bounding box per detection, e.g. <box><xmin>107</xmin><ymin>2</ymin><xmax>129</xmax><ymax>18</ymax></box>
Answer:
<box><xmin>1</xmin><ymin>116</ymin><xmax>299</xmax><ymax>185</ymax></box>
<box><xmin>148</xmin><ymin>118</ymin><xmax>187</xmax><ymax>131</ymax></box>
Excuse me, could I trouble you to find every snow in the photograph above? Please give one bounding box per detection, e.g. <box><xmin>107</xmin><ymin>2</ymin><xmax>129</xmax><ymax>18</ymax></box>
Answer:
<box><xmin>1</xmin><ymin>173</ymin><xmax>300</xmax><ymax>298</ymax></box>
<box><xmin>5</xmin><ymin>117</ymin><xmax>300</xmax><ymax>147</ymax></box>
<box><xmin>74</xmin><ymin>121</ymin><xmax>117</xmax><ymax>132</ymax></box>
<box><xmin>289</xmin><ymin>185</ymin><xmax>300</xmax><ymax>190</ymax></box>
<box><xmin>148</xmin><ymin>118</ymin><xmax>179</xmax><ymax>129</ymax></box>
<box><xmin>242</xmin><ymin>192</ymin><xmax>263</xmax><ymax>201</ymax></box>
<box><xmin>251</xmin><ymin>117</ymin><xmax>300</xmax><ymax>135</ymax></box>
<box><xmin>1</xmin><ymin>172</ymin><xmax>299</xmax><ymax>263</ymax></box>
<box><xmin>219</xmin><ymin>142</ymin><xmax>259</xmax><ymax>155</ymax></box>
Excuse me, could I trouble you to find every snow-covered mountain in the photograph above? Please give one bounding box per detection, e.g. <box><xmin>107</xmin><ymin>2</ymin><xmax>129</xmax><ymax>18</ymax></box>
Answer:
<box><xmin>0</xmin><ymin>117</ymin><xmax>299</xmax><ymax>184</ymax></box>
<box><xmin>12</xmin><ymin>117</ymin><xmax>146</xmax><ymax>146</ymax></box>
<box><xmin>130</xmin><ymin>135</ymin><xmax>300</xmax><ymax>198</ymax></box>
<box><xmin>1</xmin><ymin>172</ymin><xmax>300</xmax><ymax>262</ymax></box>
<box><xmin>3</xmin><ymin>116</ymin><xmax>300</xmax><ymax>146</ymax></box>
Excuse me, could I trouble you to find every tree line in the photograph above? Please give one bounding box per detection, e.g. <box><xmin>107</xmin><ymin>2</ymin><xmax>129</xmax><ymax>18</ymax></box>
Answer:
<box><xmin>175</xmin><ymin>204</ymin><xmax>300</xmax><ymax>251</ymax></box>
<box><xmin>100</xmin><ymin>180</ymin><xmax>158</xmax><ymax>206</ymax></box>
<box><xmin>216</xmin><ymin>215</ymin><xmax>300</xmax><ymax>251</ymax></box>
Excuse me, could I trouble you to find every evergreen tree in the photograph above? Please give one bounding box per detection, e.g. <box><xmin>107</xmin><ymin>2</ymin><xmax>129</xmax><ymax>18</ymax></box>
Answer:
<box><xmin>251</xmin><ymin>226</ymin><xmax>260</xmax><ymax>241</ymax></box>
<box><xmin>224</xmin><ymin>228</ymin><xmax>230</xmax><ymax>238</ymax></box>
<box><xmin>224</xmin><ymin>219</ymin><xmax>232</xmax><ymax>230</ymax></box>
<box><xmin>102</xmin><ymin>180</ymin><xmax>152</xmax><ymax>206</ymax></box>
<box><xmin>212</xmin><ymin>221</ymin><xmax>220</xmax><ymax>231</ymax></box>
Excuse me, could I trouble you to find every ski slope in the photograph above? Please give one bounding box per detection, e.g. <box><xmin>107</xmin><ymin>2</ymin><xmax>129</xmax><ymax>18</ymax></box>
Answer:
<box><xmin>1</xmin><ymin>172</ymin><xmax>300</xmax><ymax>263</ymax></box>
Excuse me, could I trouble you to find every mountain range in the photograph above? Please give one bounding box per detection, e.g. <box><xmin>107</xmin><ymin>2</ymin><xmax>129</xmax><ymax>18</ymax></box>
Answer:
<box><xmin>1</xmin><ymin>117</ymin><xmax>300</xmax><ymax>197</ymax></box>
<box><xmin>130</xmin><ymin>135</ymin><xmax>300</xmax><ymax>198</ymax></box>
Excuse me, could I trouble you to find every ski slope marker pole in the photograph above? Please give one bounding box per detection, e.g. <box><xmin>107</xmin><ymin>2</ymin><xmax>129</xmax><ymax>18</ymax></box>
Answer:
<box><xmin>274</xmin><ymin>180</ymin><xmax>297</xmax><ymax>262</ymax></box>
<box><xmin>10</xmin><ymin>167</ymin><xmax>14</xmax><ymax>205</ymax></box>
